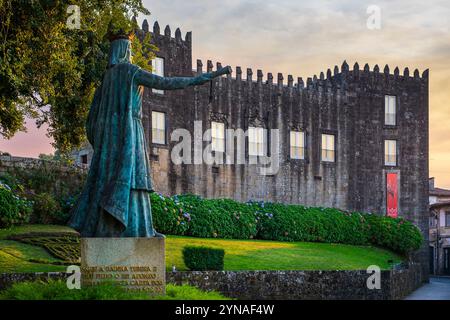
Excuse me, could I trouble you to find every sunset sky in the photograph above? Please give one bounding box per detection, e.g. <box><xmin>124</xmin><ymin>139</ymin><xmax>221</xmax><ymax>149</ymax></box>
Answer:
<box><xmin>1</xmin><ymin>0</ymin><xmax>449</xmax><ymax>187</ymax></box>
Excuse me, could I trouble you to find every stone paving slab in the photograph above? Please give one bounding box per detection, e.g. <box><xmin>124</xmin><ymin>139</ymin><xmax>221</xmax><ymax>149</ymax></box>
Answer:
<box><xmin>405</xmin><ymin>277</ymin><xmax>450</xmax><ymax>300</ymax></box>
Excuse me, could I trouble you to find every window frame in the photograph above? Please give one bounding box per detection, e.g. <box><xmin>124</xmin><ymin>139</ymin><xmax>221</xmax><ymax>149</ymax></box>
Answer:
<box><xmin>211</xmin><ymin>121</ymin><xmax>226</xmax><ymax>153</ymax></box>
<box><xmin>385</xmin><ymin>95</ymin><xmax>397</xmax><ymax>126</ymax></box>
<box><xmin>321</xmin><ymin>133</ymin><xmax>335</xmax><ymax>163</ymax></box>
<box><xmin>151</xmin><ymin>110</ymin><xmax>167</xmax><ymax>145</ymax></box>
<box><xmin>248</xmin><ymin>127</ymin><xmax>266</xmax><ymax>157</ymax></box>
<box><xmin>446</xmin><ymin>211</ymin><xmax>450</xmax><ymax>227</ymax></box>
<box><xmin>384</xmin><ymin>139</ymin><xmax>398</xmax><ymax>167</ymax></box>
<box><xmin>80</xmin><ymin>154</ymin><xmax>88</xmax><ymax>165</ymax></box>
<box><xmin>152</xmin><ymin>57</ymin><xmax>165</xmax><ymax>95</ymax></box>
<box><xmin>290</xmin><ymin>130</ymin><xmax>306</xmax><ymax>160</ymax></box>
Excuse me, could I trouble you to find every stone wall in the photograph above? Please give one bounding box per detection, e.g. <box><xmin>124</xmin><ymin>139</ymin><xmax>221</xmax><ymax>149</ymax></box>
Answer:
<box><xmin>0</xmin><ymin>263</ymin><xmax>424</xmax><ymax>300</ymax></box>
<box><xmin>0</xmin><ymin>155</ymin><xmax>87</xmax><ymax>195</ymax></box>
<box><xmin>167</xmin><ymin>263</ymin><xmax>424</xmax><ymax>300</ymax></box>
<box><xmin>0</xmin><ymin>155</ymin><xmax>88</xmax><ymax>173</ymax></box>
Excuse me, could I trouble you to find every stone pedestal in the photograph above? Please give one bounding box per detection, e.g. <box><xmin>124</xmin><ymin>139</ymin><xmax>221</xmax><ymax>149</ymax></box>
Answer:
<box><xmin>81</xmin><ymin>237</ymin><xmax>165</xmax><ymax>295</ymax></box>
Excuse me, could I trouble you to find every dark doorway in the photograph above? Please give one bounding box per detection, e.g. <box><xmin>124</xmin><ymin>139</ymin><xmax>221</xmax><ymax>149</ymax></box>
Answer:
<box><xmin>430</xmin><ymin>246</ymin><xmax>435</xmax><ymax>275</ymax></box>
<box><xmin>445</xmin><ymin>248</ymin><xmax>450</xmax><ymax>275</ymax></box>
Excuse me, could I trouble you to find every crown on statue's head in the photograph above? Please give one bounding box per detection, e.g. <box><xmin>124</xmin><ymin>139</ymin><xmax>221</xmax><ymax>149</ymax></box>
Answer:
<box><xmin>106</xmin><ymin>21</ymin><xmax>135</xmax><ymax>42</ymax></box>
<box><xmin>108</xmin><ymin>30</ymin><xmax>135</xmax><ymax>42</ymax></box>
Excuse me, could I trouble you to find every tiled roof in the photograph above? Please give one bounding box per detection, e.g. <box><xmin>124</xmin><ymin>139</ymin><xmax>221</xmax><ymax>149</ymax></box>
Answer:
<box><xmin>430</xmin><ymin>187</ymin><xmax>450</xmax><ymax>197</ymax></box>
<box><xmin>430</xmin><ymin>201</ymin><xmax>450</xmax><ymax>209</ymax></box>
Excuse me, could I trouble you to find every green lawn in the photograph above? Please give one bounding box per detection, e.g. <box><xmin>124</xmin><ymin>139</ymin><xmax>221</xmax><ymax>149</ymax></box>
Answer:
<box><xmin>0</xmin><ymin>225</ymin><xmax>402</xmax><ymax>273</ymax></box>
<box><xmin>166</xmin><ymin>236</ymin><xmax>402</xmax><ymax>271</ymax></box>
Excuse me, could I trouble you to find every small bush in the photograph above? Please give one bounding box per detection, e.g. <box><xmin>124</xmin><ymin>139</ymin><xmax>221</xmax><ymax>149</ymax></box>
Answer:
<box><xmin>32</xmin><ymin>193</ymin><xmax>67</xmax><ymax>225</ymax></box>
<box><xmin>0</xmin><ymin>182</ymin><xmax>32</xmax><ymax>228</ymax></box>
<box><xmin>183</xmin><ymin>246</ymin><xmax>225</xmax><ymax>271</ymax></box>
<box><xmin>0</xmin><ymin>280</ymin><xmax>229</xmax><ymax>300</ymax></box>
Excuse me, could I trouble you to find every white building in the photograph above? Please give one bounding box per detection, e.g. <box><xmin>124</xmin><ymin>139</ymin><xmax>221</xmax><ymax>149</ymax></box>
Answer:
<box><xmin>429</xmin><ymin>177</ymin><xmax>450</xmax><ymax>275</ymax></box>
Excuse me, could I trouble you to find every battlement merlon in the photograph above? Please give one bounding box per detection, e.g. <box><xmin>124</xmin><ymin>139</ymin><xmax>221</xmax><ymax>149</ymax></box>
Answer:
<box><xmin>137</xmin><ymin>20</ymin><xmax>192</xmax><ymax>46</ymax></box>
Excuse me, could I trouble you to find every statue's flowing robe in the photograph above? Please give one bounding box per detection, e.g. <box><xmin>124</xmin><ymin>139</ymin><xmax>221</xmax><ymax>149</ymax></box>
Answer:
<box><xmin>69</xmin><ymin>39</ymin><xmax>216</xmax><ymax>237</ymax></box>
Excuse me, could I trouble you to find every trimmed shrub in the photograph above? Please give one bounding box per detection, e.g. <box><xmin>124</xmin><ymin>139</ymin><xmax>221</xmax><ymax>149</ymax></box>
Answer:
<box><xmin>183</xmin><ymin>246</ymin><xmax>225</xmax><ymax>271</ymax></box>
<box><xmin>0</xmin><ymin>181</ymin><xmax>32</xmax><ymax>228</ymax></box>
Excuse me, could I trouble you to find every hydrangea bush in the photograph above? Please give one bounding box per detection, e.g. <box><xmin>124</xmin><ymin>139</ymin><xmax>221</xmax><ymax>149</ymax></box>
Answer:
<box><xmin>151</xmin><ymin>193</ymin><xmax>423</xmax><ymax>255</ymax></box>
<box><xmin>0</xmin><ymin>181</ymin><xmax>33</xmax><ymax>228</ymax></box>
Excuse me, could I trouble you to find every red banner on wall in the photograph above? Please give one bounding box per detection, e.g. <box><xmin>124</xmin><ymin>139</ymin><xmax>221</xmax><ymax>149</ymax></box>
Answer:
<box><xmin>386</xmin><ymin>173</ymin><xmax>398</xmax><ymax>218</ymax></box>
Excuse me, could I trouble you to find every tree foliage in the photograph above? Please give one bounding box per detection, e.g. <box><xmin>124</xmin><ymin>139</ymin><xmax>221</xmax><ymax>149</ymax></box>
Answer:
<box><xmin>0</xmin><ymin>0</ymin><xmax>157</xmax><ymax>152</ymax></box>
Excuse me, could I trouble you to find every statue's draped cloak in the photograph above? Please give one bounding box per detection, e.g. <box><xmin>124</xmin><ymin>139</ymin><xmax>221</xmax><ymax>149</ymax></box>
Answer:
<box><xmin>69</xmin><ymin>40</ymin><xmax>153</xmax><ymax>237</ymax></box>
<box><xmin>69</xmin><ymin>39</ymin><xmax>219</xmax><ymax>237</ymax></box>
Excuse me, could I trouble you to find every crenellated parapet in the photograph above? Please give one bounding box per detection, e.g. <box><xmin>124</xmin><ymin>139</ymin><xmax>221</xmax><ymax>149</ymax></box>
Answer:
<box><xmin>190</xmin><ymin>58</ymin><xmax>429</xmax><ymax>97</ymax></box>
<box><xmin>138</xmin><ymin>19</ymin><xmax>192</xmax><ymax>47</ymax></box>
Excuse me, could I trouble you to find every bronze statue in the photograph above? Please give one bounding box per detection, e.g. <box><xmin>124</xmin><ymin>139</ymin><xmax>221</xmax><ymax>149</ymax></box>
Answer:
<box><xmin>69</xmin><ymin>34</ymin><xmax>231</xmax><ymax>237</ymax></box>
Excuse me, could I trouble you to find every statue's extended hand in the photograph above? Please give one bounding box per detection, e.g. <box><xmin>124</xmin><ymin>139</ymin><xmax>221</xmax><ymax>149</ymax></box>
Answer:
<box><xmin>211</xmin><ymin>66</ymin><xmax>232</xmax><ymax>79</ymax></box>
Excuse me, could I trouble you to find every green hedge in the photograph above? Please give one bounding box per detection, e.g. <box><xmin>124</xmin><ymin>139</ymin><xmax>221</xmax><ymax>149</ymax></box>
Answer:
<box><xmin>182</xmin><ymin>246</ymin><xmax>225</xmax><ymax>271</ymax></box>
<box><xmin>151</xmin><ymin>193</ymin><xmax>423</xmax><ymax>255</ymax></box>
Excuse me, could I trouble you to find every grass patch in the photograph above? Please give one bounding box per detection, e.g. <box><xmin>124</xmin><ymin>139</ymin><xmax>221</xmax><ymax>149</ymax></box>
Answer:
<box><xmin>166</xmin><ymin>236</ymin><xmax>402</xmax><ymax>271</ymax></box>
<box><xmin>0</xmin><ymin>225</ymin><xmax>76</xmax><ymax>273</ymax></box>
<box><xmin>0</xmin><ymin>225</ymin><xmax>403</xmax><ymax>273</ymax></box>
<box><xmin>0</xmin><ymin>280</ymin><xmax>230</xmax><ymax>300</ymax></box>
<box><xmin>0</xmin><ymin>225</ymin><xmax>77</xmax><ymax>240</ymax></box>
<box><xmin>0</xmin><ymin>240</ymin><xmax>66</xmax><ymax>272</ymax></box>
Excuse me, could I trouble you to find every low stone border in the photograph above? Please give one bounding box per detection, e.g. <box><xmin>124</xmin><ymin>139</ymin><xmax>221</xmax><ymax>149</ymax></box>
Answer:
<box><xmin>167</xmin><ymin>263</ymin><xmax>424</xmax><ymax>300</ymax></box>
<box><xmin>0</xmin><ymin>263</ymin><xmax>424</xmax><ymax>300</ymax></box>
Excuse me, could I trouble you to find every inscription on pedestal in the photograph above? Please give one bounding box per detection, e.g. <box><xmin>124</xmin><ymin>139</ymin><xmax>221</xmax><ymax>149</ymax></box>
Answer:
<box><xmin>81</xmin><ymin>265</ymin><xmax>164</xmax><ymax>293</ymax></box>
<box><xmin>81</xmin><ymin>238</ymin><xmax>165</xmax><ymax>295</ymax></box>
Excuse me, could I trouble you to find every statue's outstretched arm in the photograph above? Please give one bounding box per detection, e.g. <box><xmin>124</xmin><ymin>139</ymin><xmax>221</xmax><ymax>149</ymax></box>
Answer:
<box><xmin>136</xmin><ymin>66</ymin><xmax>231</xmax><ymax>90</ymax></box>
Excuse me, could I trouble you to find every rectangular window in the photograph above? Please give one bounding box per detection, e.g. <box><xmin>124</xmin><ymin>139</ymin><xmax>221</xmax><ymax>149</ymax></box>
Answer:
<box><xmin>152</xmin><ymin>111</ymin><xmax>166</xmax><ymax>144</ymax></box>
<box><xmin>385</xmin><ymin>95</ymin><xmax>396</xmax><ymax>125</ymax></box>
<box><xmin>152</xmin><ymin>57</ymin><xmax>164</xmax><ymax>95</ymax></box>
<box><xmin>430</xmin><ymin>217</ymin><xmax>436</xmax><ymax>228</ymax></box>
<box><xmin>211</xmin><ymin>122</ymin><xmax>225</xmax><ymax>152</ymax></box>
<box><xmin>385</xmin><ymin>140</ymin><xmax>397</xmax><ymax>166</ymax></box>
<box><xmin>446</xmin><ymin>212</ymin><xmax>450</xmax><ymax>227</ymax></box>
<box><xmin>290</xmin><ymin>131</ymin><xmax>305</xmax><ymax>159</ymax></box>
<box><xmin>248</xmin><ymin>127</ymin><xmax>265</xmax><ymax>156</ymax></box>
<box><xmin>321</xmin><ymin>134</ymin><xmax>335</xmax><ymax>162</ymax></box>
